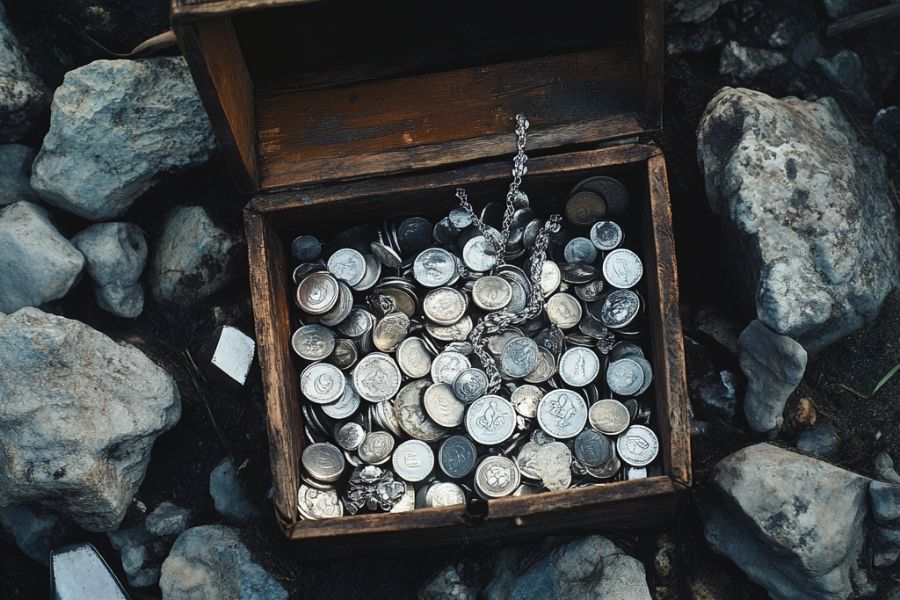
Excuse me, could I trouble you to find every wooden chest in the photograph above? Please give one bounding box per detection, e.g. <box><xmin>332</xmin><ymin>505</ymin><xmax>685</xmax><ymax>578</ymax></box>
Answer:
<box><xmin>172</xmin><ymin>0</ymin><xmax>690</xmax><ymax>552</ymax></box>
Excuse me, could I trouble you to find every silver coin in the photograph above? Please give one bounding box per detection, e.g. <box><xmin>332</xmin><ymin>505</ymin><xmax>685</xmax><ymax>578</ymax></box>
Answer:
<box><xmin>396</xmin><ymin>337</ymin><xmax>433</xmax><ymax>379</ymax></box>
<box><xmin>616</xmin><ymin>425</ymin><xmax>659</xmax><ymax>467</ymax></box>
<box><xmin>523</xmin><ymin>347</ymin><xmax>558</xmax><ymax>384</ymax></box>
<box><xmin>301</xmin><ymin>443</ymin><xmax>345</xmax><ymax>482</ymax></box>
<box><xmin>574</xmin><ymin>429</ymin><xmax>613</xmax><ymax>467</ymax></box>
<box><xmin>353</xmin><ymin>253</ymin><xmax>383</xmax><ymax>292</ymax></box>
<box><xmin>371</xmin><ymin>286</ymin><xmax>417</xmax><ymax>317</ymax></box>
<box><xmin>438</xmin><ymin>435</ymin><xmax>477</xmax><ymax>479</ymax></box>
<box><xmin>296</xmin><ymin>273</ymin><xmax>340</xmax><ymax>315</ymax></box>
<box><xmin>510</xmin><ymin>384</ymin><xmax>543</xmax><ymax>418</ymax></box>
<box><xmin>430</xmin><ymin>351</ymin><xmax>471</xmax><ymax>385</ymax></box>
<box><xmin>575</xmin><ymin>280</ymin><xmax>605</xmax><ymax>303</ymax></box>
<box><xmin>534</xmin><ymin>442</ymin><xmax>573</xmax><ymax>491</ymax></box>
<box><xmin>298</xmin><ymin>484</ymin><xmax>343</xmax><ymax>519</ymax></box>
<box><xmin>563</xmin><ymin>237</ymin><xmax>598</xmax><ymax>264</ymax></box>
<box><xmin>372</xmin><ymin>311</ymin><xmax>410</xmax><ymax>352</ymax></box>
<box><xmin>291</xmin><ymin>324</ymin><xmax>335</xmax><ymax>360</ymax></box>
<box><xmin>300</xmin><ymin>362</ymin><xmax>346</xmax><ymax>404</ymax></box>
<box><xmin>392</xmin><ymin>439</ymin><xmax>435</xmax><ymax>482</ymax></box>
<box><xmin>423</xmin><ymin>287</ymin><xmax>467</xmax><ymax>326</ymax></box>
<box><xmin>327</xmin><ymin>248</ymin><xmax>367</xmax><ymax>286</ymax></box>
<box><xmin>486</xmin><ymin>328</ymin><xmax>524</xmax><ymax>355</ymax></box>
<box><xmin>539</xmin><ymin>260</ymin><xmax>561</xmax><ymax>296</ymax></box>
<box><xmin>319</xmin><ymin>281</ymin><xmax>354</xmax><ymax>327</ymax></box>
<box><xmin>321</xmin><ymin>376</ymin><xmax>361</xmax><ymax>419</ymax></box>
<box><xmin>602</xmin><ymin>249</ymin><xmax>643</xmax><ymax>289</ymax></box>
<box><xmin>336</xmin><ymin>422</ymin><xmax>366</xmax><ymax>451</ymax></box>
<box><xmin>336</xmin><ymin>307</ymin><xmax>375</xmax><ymax>338</ymax></box>
<box><xmin>590</xmin><ymin>221</ymin><xmax>624</xmax><ymax>251</ymax></box>
<box><xmin>472</xmin><ymin>276</ymin><xmax>512</xmax><ymax>311</ymax></box>
<box><xmin>376</xmin><ymin>399</ymin><xmax>404</xmax><ymax>438</ymax></box>
<box><xmin>462</xmin><ymin>235</ymin><xmax>498</xmax><ymax>272</ymax></box>
<box><xmin>515</xmin><ymin>441</ymin><xmax>544</xmax><ymax>480</ymax></box>
<box><xmin>499</xmin><ymin>336</ymin><xmax>540</xmax><ymax>379</ymax></box>
<box><xmin>589</xmin><ymin>399</ymin><xmax>631</xmax><ymax>435</ymax></box>
<box><xmin>536</xmin><ymin>389</ymin><xmax>588</xmax><ymax>439</ymax></box>
<box><xmin>426</xmin><ymin>316</ymin><xmax>473</xmax><ymax>342</ymax></box>
<box><xmin>423</xmin><ymin>383</ymin><xmax>466</xmax><ymax>428</ymax></box>
<box><xmin>353</xmin><ymin>352</ymin><xmax>402</xmax><ymax>403</ymax></box>
<box><xmin>465</xmin><ymin>395</ymin><xmax>516</xmax><ymax>445</ymax></box>
<box><xmin>425</xmin><ymin>482</ymin><xmax>466</xmax><ymax>507</ymax></box>
<box><xmin>474</xmin><ymin>456</ymin><xmax>520</xmax><ymax>498</ymax></box>
<box><xmin>609</xmin><ymin>341</ymin><xmax>644</xmax><ymax>362</ymax></box>
<box><xmin>329</xmin><ymin>338</ymin><xmax>358</xmax><ymax>371</ymax></box>
<box><xmin>627</xmin><ymin>466</ymin><xmax>648</xmax><ymax>480</ymax></box>
<box><xmin>413</xmin><ymin>248</ymin><xmax>457</xmax><ymax>288</ymax></box>
<box><xmin>395</xmin><ymin>379</ymin><xmax>446</xmax><ymax>442</ymax></box>
<box><xmin>632</xmin><ymin>356</ymin><xmax>653</xmax><ymax>396</ymax></box>
<box><xmin>452</xmin><ymin>368</ymin><xmax>488</xmax><ymax>404</ymax></box>
<box><xmin>606</xmin><ymin>358</ymin><xmax>645</xmax><ymax>396</ymax></box>
<box><xmin>560</xmin><ymin>263</ymin><xmax>598</xmax><ymax>284</ymax></box>
<box><xmin>389</xmin><ymin>485</ymin><xmax>416</xmax><ymax>513</ymax></box>
<box><xmin>448</xmin><ymin>207</ymin><xmax>474</xmax><ymax>229</ymax></box>
<box><xmin>358</xmin><ymin>431</ymin><xmax>395</xmax><ymax>465</ymax></box>
<box><xmin>502</xmin><ymin>278</ymin><xmax>528</xmax><ymax>313</ymax></box>
<box><xmin>398</xmin><ymin>217</ymin><xmax>433</xmax><ymax>253</ymax></box>
<box><xmin>586</xmin><ymin>454</ymin><xmax>622</xmax><ymax>480</ymax></box>
<box><xmin>600</xmin><ymin>289</ymin><xmax>641</xmax><ymax>329</ymax></box>
<box><xmin>546</xmin><ymin>293</ymin><xmax>583</xmax><ymax>330</ymax></box>
<box><xmin>559</xmin><ymin>347</ymin><xmax>600</xmax><ymax>388</ymax></box>
<box><xmin>370</xmin><ymin>240</ymin><xmax>402</xmax><ymax>268</ymax></box>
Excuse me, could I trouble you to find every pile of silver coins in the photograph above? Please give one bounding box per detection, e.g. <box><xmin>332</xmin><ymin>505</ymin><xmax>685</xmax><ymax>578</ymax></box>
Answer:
<box><xmin>290</xmin><ymin>177</ymin><xmax>661</xmax><ymax>521</ymax></box>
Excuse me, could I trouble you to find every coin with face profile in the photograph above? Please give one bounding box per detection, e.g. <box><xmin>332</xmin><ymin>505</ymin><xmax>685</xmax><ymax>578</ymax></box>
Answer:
<box><xmin>463</xmin><ymin>235</ymin><xmax>498</xmax><ymax>272</ymax></box>
<box><xmin>546</xmin><ymin>293</ymin><xmax>583</xmax><ymax>330</ymax></box>
<box><xmin>358</xmin><ymin>431</ymin><xmax>395</xmax><ymax>465</ymax></box>
<box><xmin>423</xmin><ymin>287</ymin><xmax>467</xmax><ymax>326</ymax></box>
<box><xmin>353</xmin><ymin>352</ymin><xmax>401</xmax><ymax>403</ymax></box>
<box><xmin>606</xmin><ymin>358</ymin><xmax>645</xmax><ymax>397</ymax></box>
<box><xmin>590</xmin><ymin>221</ymin><xmax>624</xmax><ymax>251</ymax></box>
<box><xmin>327</xmin><ymin>248</ymin><xmax>367</xmax><ymax>286</ymax></box>
<box><xmin>500</xmin><ymin>336</ymin><xmax>540</xmax><ymax>379</ymax></box>
<box><xmin>600</xmin><ymin>289</ymin><xmax>641</xmax><ymax>330</ymax></box>
<box><xmin>472</xmin><ymin>276</ymin><xmax>513</xmax><ymax>311</ymax></box>
<box><xmin>413</xmin><ymin>248</ymin><xmax>457</xmax><ymax>288</ymax></box>
<box><xmin>564</xmin><ymin>237</ymin><xmax>598</xmax><ymax>264</ymax></box>
<box><xmin>453</xmin><ymin>368</ymin><xmax>488</xmax><ymax>404</ymax></box>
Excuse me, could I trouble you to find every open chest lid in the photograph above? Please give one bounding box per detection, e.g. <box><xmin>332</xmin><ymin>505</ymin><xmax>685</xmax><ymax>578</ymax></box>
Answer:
<box><xmin>172</xmin><ymin>0</ymin><xmax>663</xmax><ymax>194</ymax></box>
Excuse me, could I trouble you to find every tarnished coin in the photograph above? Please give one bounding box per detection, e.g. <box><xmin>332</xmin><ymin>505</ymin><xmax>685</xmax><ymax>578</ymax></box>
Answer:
<box><xmin>574</xmin><ymin>429</ymin><xmax>613</xmax><ymax>467</ymax></box>
<box><xmin>472</xmin><ymin>276</ymin><xmax>512</xmax><ymax>311</ymax></box>
<box><xmin>575</xmin><ymin>279</ymin><xmax>605</xmax><ymax>303</ymax></box>
<box><xmin>501</xmin><ymin>277</ymin><xmax>528</xmax><ymax>313</ymax></box>
<box><xmin>475</xmin><ymin>456</ymin><xmax>520</xmax><ymax>498</ymax></box>
<box><xmin>392</xmin><ymin>439</ymin><xmax>434</xmax><ymax>483</ymax></box>
<box><xmin>373</xmin><ymin>311</ymin><xmax>410</xmax><ymax>352</ymax></box>
<box><xmin>438</xmin><ymin>435</ymin><xmax>477</xmax><ymax>479</ymax></box>
<box><xmin>448</xmin><ymin>207</ymin><xmax>475</xmax><ymax>229</ymax></box>
<box><xmin>358</xmin><ymin>431</ymin><xmax>395</xmax><ymax>465</ymax></box>
<box><xmin>291</xmin><ymin>235</ymin><xmax>322</xmax><ymax>262</ymax></box>
<box><xmin>586</xmin><ymin>454</ymin><xmax>622</xmax><ymax>480</ymax></box>
<box><xmin>546</xmin><ymin>293</ymin><xmax>583</xmax><ymax>330</ymax></box>
<box><xmin>534</xmin><ymin>442</ymin><xmax>573</xmax><ymax>491</ymax></box>
<box><xmin>327</xmin><ymin>248</ymin><xmax>367</xmax><ymax>286</ymax></box>
<box><xmin>302</xmin><ymin>443</ymin><xmax>345</xmax><ymax>482</ymax></box>
<box><xmin>589</xmin><ymin>399</ymin><xmax>631</xmax><ymax>435</ymax></box>
<box><xmin>609</xmin><ymin>341</ymin><xmax>644</xmax><ymax>362</ymax></box>
<box><xmin>632</xmin><ymin>356</ymin><xmax>654</xmax><ymax>396</ymax></box>
<box><xmin>590</xmin><ymin>221</ymin><xmax>624</xmax><ymax>251</ymax></box>
<box><xmin>616</xmin><ymin>425</ymin><xmax>659</xmax><ymax>467</ymax></box>
<box><xmin>559</xmin><ymin>263</ymin><xmax>598</xmax><ymax>284</ymax></box>
<box><xmin>336</xmin><ymin>422</ymin><xmax>365</xmax><ymax>451</ymax></box>
<box><xmin>396</xmin><ymin>337</ymin><xmax>433</xmax><ymax>379</ymax></box>
<box><xmin>433</xmin><ymin>217</ymin><xmax>457</xmax><ymax>245</ymax></box>
<box><xmin>319</xmin><ymin>281</ymin><xmax>354</xmax><ymax>327</ymax></box>
<box><xmin>424</xmin><ymin>383</ymin><xmax>466</xmax><ymax>428</ymax></box>
<box><xmin>539</xmin><ymin>261</ymin><xmax>562</xmax><ymax>296</ymax></box>
<box><xmin>523</xmin><ymin>347</ymin><xmax>558</xmax><ymax>384</ymax></box>
<box><xmin>329</xmin><ymin>338</ymin><xmax>358</xmax><ymax>371</ymax></box>
<box><xmin>321</xmin><ymin>376</ymin><xmax>361</xmax><ymax>419</ymax></box>
<box><xmin>398</xmin><ymin>217</ymin><xmax>433</xmax><ymax>254</ymax></box>
<box><xmin>293</xmin><ymin>261</ymin><xmax>325</xmax><ymax>284</ymax></box>
<box><xmin>300</xmin><ymin>362</ymin><xmax>345</xmax><ymax>404</ymax></box>
<box><xmin>352</xmin><ymin>253</ymin><xmax>382</xmax><ymax>292</ymax></box>
<box><xmin>426</xmin><ymin>482</ymin><xmax>466</xmax><ymax>507</ymax></box>
<box><xmin>462</xmin><ymin>235</ymin><xmax>498</xmax><ymax>272</ymax></box>
<box><xmin>376</xmin><ymin>399</ymin><xmax>404</xmax><ymax>438</ymax></box>
<box><xmin>559</xmin><ymin>347</ymin><xmax>600</xmax><ymax>388</ymax></box>
<box><xmin>607</xmin><ymin>358</ymin><xmax>645</xmax><ymax>397</ymax></box>
<box><xmin>395</xmin><ymin>379</ymin><xmax>446</xmax><ymax>442</ymax></box>
<box><xmin>465</xmin><ymin>395</ymin><xmax>516</xmax><ymax>445</ymax></box>
<box><xmin>600</xmin><ymin>289</ymin><xmax>641</xmax><ymax>329</ymax></box>
<box><xmin>389</xmin><ymin>485</ymin><xmax>416</xmax><ymax>513</ymax></box>
<box><xmin>452</xmin><ymin>368</ymin><xmax>488</xmax><ymax>404</ymax></box>
<box><xmin>578</xmin><ymin>311</ymin><xmax>609</xmax><ymax>340</ymax></box>
<box><xmin>413</xmin><ymin>248</ymin><xmax>457</xmax><ymax>288</ymax></box>
<box><xmin>431</xmin><ymin>351</ymin><xmax>471</xmax><ymax>385</ymax></box>
<box><xmin>423</xmin><ymin>287</ymin><xmax>467</xmax><ymax>326</ymax></box>
<box><xmin>298</xmin><ymin>484</ymin><xmax>343</xmax><ymax>519</ymax></box>
<box><xmin>565</xmin><ymin>190</ymin><xmax>606</xmax><ymax>226</ymax></box>
<box><xmin>573</xmin><ymin>176</ymin><xmax>629</xmax><ymax>217</ymax></box>
<box><xmin>371</xmin><ymin>285</ymin><xmax>417</xmax><ymax>317</ymax></box>
<box><xmin>500</xmin><ymin>336</ymin><xmax>540</xmax><ymax>378</ymax></box>
<box><xmin>515</xmin><ymin>441</ymin><xmax>544</xmax><ymax>480</ymax></box>
<box><xmin>291</xmin><ymin>324</ymin><xmax>335</xmax><ymax>360</ymax></box>
<box><xmin>426</xmin><ymin>316</ymin><xmax>473</xmax><ymax>342</ymax></box>
<box><xmin>486</xmin><ymin>328</ymin><xmax>524</xmax><ymax>355</ymax></box>
<box><xmin>353</xmin><ymin>352</ymin><xmax>402</xmax><ymax>403</ymax></box>
<box><xmin>337</xmin><ymin>307</ymin><xmax>375</xmax><ymax>338</ymax></box>
<box><xmin>511</xmin><ymin>384</ymin><xmax>543</xmax><ymax>418</ymax></box>
<box><xmin>537</xmin><ymin>389</ymin><xmax>588</xmax><ymax>439</ymax></box>
<box><xmin>296</xmin><ymin>273</ymin><xmax>340</xmax><ymax>315</ymax></box>
<box><xmin>563</xmin><ymin>237</ymin><xmax>598</xmax><ymax>264</ymax></box>
<box><xmin>602</xmin><ymin>249</ymin><xmax>643</xmax><ymax>289</ymax></box>
<box><xmin>370</xmin><ymin>240</ymin><xmax>402</xmax><ymax>268</ymax></box>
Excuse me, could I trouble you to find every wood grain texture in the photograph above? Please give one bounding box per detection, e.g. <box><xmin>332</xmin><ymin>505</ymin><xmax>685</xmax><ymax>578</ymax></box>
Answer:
<box><xmin>641</xmin><ymin>0</ymin><xmax>664</xmax><ymax>116</ymax></box>
<box><xmin>172</xmin><ymin>0</ymin><xmax>322</xmax><ymax>23</ymax></box>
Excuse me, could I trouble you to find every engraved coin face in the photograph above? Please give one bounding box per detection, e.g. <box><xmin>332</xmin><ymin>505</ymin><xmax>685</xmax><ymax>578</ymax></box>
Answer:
<box><xmin>511</xmin><ymin>384</ymin><xmax>543</xmax><ymax>418</ymax></box>
<box><xmin>472</xmin><ymin>276</ymin><xmax>513</xmax><ymax>311</ymax></box>
<box><xmin>392</xmin><ymin>439</ymin><xmax>435</xmax><ymax>482</ymax></box>
<box><xmin>397</xmin><ymin>337</ymin><xmax>433</xmax><ymax>379</ymax></box>
<box><xmin>413</xmin><ymin>248</ymin><xmax>457</xmax><ymax>288</ymax></box>
<box><xmin>537</xmin><ymin>389</ymin><xmax>588</xmax><ymax>439</ymax></box>
<box><xmin>602</xmin><ymin>249</ymin><xmax>643</xmax><ymax>289</ymax></box>
<box><xmin>438</xmin><ymin>435</ymin><xmax>477</xmax><ymax>479</ymax></box>
<box><xmin>523</xmin><ymin>347</ymin><xmax>558</xmax><ymax>384</ymax></box>
<box><xmin>296</xmin><ymin>273</ymin><xmax>340</xmax><ymax>315</ymax></box>
<box><xmin>423</xmin><ymin>383</ymin><xmax>466</xmax><ymax>428</ymax></box>
<box><xmin>574</xmin><ymin>429</ymin><xmax>613</xmax><ymax>468</ymax></box>
<box><xmin>559</xmin><ymin>347</ymin><xmax>600</xmax><ymax>388</ymax></box>
<box><xmin>423</xmin><ymin>287</ymin><xmax>467</xmax><ymax>326</ymax></box>
<box><xmin>586</xmin><ymin>454</ymin><xmax>622</xmax><ymax>480</ymax></box>
<box><xmin>336</xmin><ymin>307</ymin><xmax>375</xmax><ymax>338</ymax></box>
<box><xmin>371</xmin><ymin>286</ymin><xmax>417</xmax><ymax>317</ymax></box>
<box><xmin>298</xmin><ymin>484</ymin><xmax>343</xmax><ymax>519</ymax></box>
<box><xmin>300</xmin><ymin>362</ymin><xmax>346</xmax><ymax>404</ymax></box>
<box><xmin>462</xmin><ymin>235</ymin><xmax>498</xmax><ymax>272</ymax></box>
<box><xmin>486</xmin><ymin>328</ymin><xmax>524</xmax><ymax>356</ymax></box>
<box><xmin>465</xmin><ymin>395</ymin><xmax>516</xmax><ymax>445</ymax></box>
<box><xmin>398</xmin><ymin>217</ymin><xmax>433</xmax><ymax>253</ymax></box>
<box><xmin>600</xmin><ymin>289</ymin><xmax>641</xmax><ymax>329</ymax></box>
<box><xmin>475</xmin><ymin>456</ymin><xmax>520</xmax><ymax>498</ymax></box>
<box><xmin>431</xmin><ymin>351</ymin><xmax>471</xmax><ymax>385</ymax></box>
<box><xmin>321</xmin><ymin>376</ymin><xmax>361</xmax><ymax>419</ymax></box>
<box><xmin>564</xmin><ymin>237</ymin><xmax>598</xmax><ymax>264</ymax></box>
<box><xmin>573</xmin><ymin>176</ymin><xmax>629</xmax><ymax>217</ymax></box>
<box><xmin>372</xmin><ymin>311</ymin><xmax>410</xmax><ymax>352</ymax></box>
<box><xmin>632</xmin><ymin>356</ymin><xmax>654</xmax><ymax>396</ymax></box>
<box><xmin>395</xmin><ymin>379</ymin><xmax>446</xmax><ymax>442</ymax></box>
<box><xmin>590</xmin><ymin>221</ymin><xmax>624</xmax><ymax>251</ymax></box>
<box><xmin>560</xmin><ymin>263</ymin><xmax>598</xmax><ymax>285</ymax></box>
<box><xmin>329</xmin><ymin>338</ymin><xmax>358</xmax><ymax>371</ymax></box>
<box><xmin>327</xmin><ymin>248</ymin><xmax>367</xmax><ymax>286</ymax></box>
<box><xmin>575</xmin><ymin>279</ymin><xmax>605</xmax><ymax>303</ymax></box>
<box><xmin>336</xmin><ymin>422</ymin><xmax>365</xmax><ymax>451</ymax></box>
<box><xmin>352</xmin><ymin>253</ymin><xmax>382</xmax><ymax>292</ymax></box>
<box><xmin>609</xmin><ymin>341</ymin><xmax>644</xmax><ymax>362</ymax></box>
<box><xmin>546</xmin><ymin>293</ymin><xmax>583</xmax><ymax>330</ymax></box>
<box><xmin>540</xmin><ymin>260</ymin><xmax>562</xmax><ymax>296</ymax></box>
<box><xmin>352</xmin><ymin>352</ymin><xmax>402</xmax><ymax>403</ymax></box>
<box><xmin>358</xmin><ymin>431</ymin><xmax>395</xmax><ymax>465</ymax></box>
<box><xmin>370</xmin><ymin>241</ymin><xmax>402</xmax><ymax>268</ymax></box>
<box><xmin>448</xmin><ymin>208</ymin><xmax>474</xmax><ymax>229</ymax></box>
<box><xmin>302</xmin><ymin>443</ymin><xmax>346</xmax><ymax>482</ymax></box>
<box><xmin>500</xmin><ymin>337</ymin><xmax>540</xmax><ymax>379</ymax></box>
<box><xmin>426</xmin><ymin>316</ymin><xmax>473</xmax><ymax>342</ymax></box>
<box><xmin>515</xmin><ymin>441</ymin><xmax>544</xmax><ymax>480</ymax></box>
<box><xmin>606</xmin><ymin>358</ymin><xmax>645</xmax><ymax>397</ymax></box>
<box><xmin>452</xmin><ymin>368</ymin><xmax>488</xmax><ymax>404</ymax></box>
<box><xmin>319</xmin><ymin>281</ymin><xmax>354</xmax><ymax>327</ymax></box>
<box><xmin>291</xmin><ymin>324</ymin><xmax>336</xmax><ymax>360</ymax></box>
<box><xmin>589</xmin><ymin>399</ymin><xmax>632</xmax><ymax>435</ymax></box>
<box><xmin>534</xmin><ymin>442</ymin><xmax>573</xmax><ymax>491</ymax></box>
<box><xmin>565</xmin><ymin>190</ymin><xmax>606</xmax><ymax>226</ymax></box>
<box><xmin>426</xmin><ymin>482</ymin><xmax>466</xmax><ymax>507</ymax></box>
<box><xmin>616</xmin><ymin>425</ymin><xmax>659</xmax><ymax>467</ymax></box>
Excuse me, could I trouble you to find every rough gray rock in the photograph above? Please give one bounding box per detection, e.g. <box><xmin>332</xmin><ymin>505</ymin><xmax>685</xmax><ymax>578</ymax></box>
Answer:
<box><xmin>874</xmin><ymin>106</ymin><xmax>900</xmax><ymax>158</ymax></box>
<box><xmin>796</xmin><ymin>425</ymin><xmax>840</xmax><ymax>459</ymax></box>
<box><xmin>71</xmin><ymin>222</ymin><xmax>148</xmax><ymax>318</ymax></box>
<box><xmin>0</xmin><ymin>201</ymin><xmax>84</xmax><ymax>313</ymax></box>
<box><xmin>0</xmin><ymin>307</ymin><xmax>180</xmax><ymax>531</ymax></box>
<box><xmin>691</xmin><ymin>305</ymin><xmax>742</xmax><ymax>354</ymax></box>
<box><xmin>870</xmin><ymin>481</ymin><xmax>900</xmax><ymax>526</ymax></box>
<box><xmin>874</xmin><ymin>527</ymin><xmax>900</xmax><ymax>569</ymax></box>
<box><xmin>669</xmin><ymin>0</ymin><xmax>735</xmax><ymax>23</ymax></box>
<box><xmin>30</xmin><ymin>57</ymin><xmax>217</xmax><ymax>220</ymax></box>
<box><xmin>815</xmin><ymin>50</ymin><xmax>863</xmax><ymax>92</ymax></box>
<box><xmin>875</xmin><ymin>451</ymin><xmax>900</xmax><ymax>485</ymax></box>
<box><xmin>145</xmin><ymin>502</ymin><xmax>191</xmax><ymax>538</ymax></box>
<box><xmin>702</xmin><ymin>443</ymin><xmax>869</xmax><ymax>600</ymax></box>
<box><xmin>419</xmin><ymin>564</ymin><xmax>479</xmax><ymax>600</ymax></box>
<box><xmin>108</xmin><ymin>521</ymin><xmax>170</xmax><ymax>588</ymax></box>
<box><xmin>0</xmin><ymin>504</ymin><xmax>66</xmax><ymax>563</ymax></box>
<box><xmin>484</xmin><ymin>535</ymin><xmax>651</xmax><ymax>600</ymax></box>
<box><xmin>210</xmin><ymin>458</ymin><xmax>260</xmax><ymax>524</ymax></box>
<box><xmin>719</xmin><ymin>41</ymin><xmax>787</xmax><ymax>81</ymax></box>
<box><xmin>695</xmin><ymin>370</ymin><xmax>738</xmax><ymax>419</ymax></box>
<box><xmin>697</xmin><ymin>87</ymin><xmax>899</xmax><ymax>353</ymax></box>
<box><xmin>150</xmin><ymin>206</ymin><xmax>244</xmax><ymax>306</ymax></box>
<box><xmin>0</xmin><ymin>144</ymin><xmax>37</xmax><ymax>204</ymax></box>
<box><xmin>159</xmin><ymin>525</ymin><xmax>287</xmax><ymax>600</ymax></box>
<box><xmin>0</xmin><ymin>5</ymin><xmax>49</xmax><ymax>141</ymax></box>
<box><xmin>738</xmin><ymin>320</ymin><xmax>807</xmax><ymax>434</ymax></box>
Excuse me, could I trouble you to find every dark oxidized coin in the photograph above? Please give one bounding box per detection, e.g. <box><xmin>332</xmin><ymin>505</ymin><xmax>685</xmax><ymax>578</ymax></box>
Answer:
<box><xmin>574</xmin><ymin>429</ymin><xmax>613</xmax><ymax>467</ymax></box>
<box><xmin>565</xmin><ymin>190</ymin><xmax>606</xmax><ymax>226</ymax></box>
<box><xmin>438</xmin><ymin>435</ymin><xmax>477</xmax><ymax>479</ymax></box>
<box><xmin>291</xmin><ymin>235</ymin><xmax>322</xmax><ymax>262</ymax></box>
<box><xmin>560</xmin><ymin>263</ymin><xmax>598</xmax><ymax>284</ymax></box>
<box><xmin>571</xmin><ymin>176</ymin><xmax>630</xmax><ymax>218</ymax></box>
<box><xmin>398</xmin><ymin>217</ymin><xmax>433</xmax><ymax>254</ymax></box>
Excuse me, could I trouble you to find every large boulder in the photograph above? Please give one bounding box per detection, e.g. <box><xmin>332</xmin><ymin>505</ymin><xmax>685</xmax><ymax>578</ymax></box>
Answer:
<box><xmin>697</xmin><ymin>88</ymin><xmax>899</xmax><ymax>354</ymax></box>
<box><xmin>30</xmin><ymin>57</ymin><xmax>217</xmax><ymax>220</ymax></box>
<box><xmin>0</xmin><ymin>201</ymin><xmax>84</xmax><ymax>313</ymax></box>
<box><xmin>0</xmin><ymin>4</ymin><xmax>49</xmax><ymax>141</ymax></box>
<box><xmin>0</xmin><ymin>307</ymin><xmax>180</xmax><ymax>531</ymax></box>
<box><xmin>702</xmin><ymin>443</ymin><xmax>869</xmax><ymax>600</ymax></box>
<box><xmin>71</xmin><ymin>222</ymin><xmax>148</xmax><ymax>318</ymax></box>
<box><xmin>0</xmin><ymin>144</ymin><xmax>38</xmax><ymax>204</ymax></box>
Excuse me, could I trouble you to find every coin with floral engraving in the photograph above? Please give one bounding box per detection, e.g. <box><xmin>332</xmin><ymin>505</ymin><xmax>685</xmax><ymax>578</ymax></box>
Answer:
<box><xmin>423</xmin><ymin>287</ymin><xmax>467</xmax><ymax>325</ymax></box>
<box><xmin>602</xmin><ymin>249</ymin><xmax>643</xmax><ymax>289</ymax></box>
<box><xmin>358</xmin><ymin>431</ymin><xmax>395</xmax><ymax>465</ymax></box>
<box><xmin>465</xmin><ymin>395</ymin><xmax>516</xmax><ymax>445</ymax></box>
<box><xmin>298</xmin><ymin>485</ymin><xmax>343</xmax><ymax>519</ymax></box>
<box><xmin>588</xmin><ymin>399</ymin><xmax>631</xmax><ymax>435</ymax></box>
<box><xmin>431</xmin><ymin>351</ymin><xmax>471</xmax><ymax>385</ymax></box>
<box><xmin>500</xmin><ymin>336</ymin><xmax>540</xmax><ymax>379</ymax></box>
<box><xmin>537</xmin><ymin>389</ymin><xmax>588</xmax><ymax>439</ymax></box>
<box><xmin>438</xmin><ymin>435</ymin><xmax>477</xmax><ymax>479</ymax></box>
<box><xmin>302</xmin><ymin>443</ymin><xmax>345</xmax><ymax>482</ymax></box>
<box><xmin>291</xmin><ymin>324</ymin><xmax>335</xmax><ymax>360</ymax></box>
<box><xmin>352</xmin><ymin>352</ymin><xmax>401</xmax><ymax>402</ymax></box>
<box><xmin>616</xmin><ymin>425</ymin><xmax>659</xmax><ymax>467</ymax></box>
<box><xmin>475</xmin><ymin>456</ymin><xmax>520</xmax><ymax>498</ymax></box>
<box><xmin>296</xmin><ymin>272</ymin><xmax>340</xmax><ymax>315</ymax></box>
<box><xmin>590</xmin><ymin>221</ymin><xmax>623</xmax><ymax>251</ymax></box>
<box><xmin>396</xmin><ymin>337</ymin><xmax>433</xmax><ymax>379</ymax></box>
<box><xmin>327</xmin><ymin>248</ymin><xmax>366</xmax><ymax>286</ymax></box>
<box><xmin>300</xmin><ymin>362</ymin><xmax>345</xmax><ymax>404</ymax></box>
<box><xmin>392</xmin><ymin>439</ymin><xmax>434</xmax><ymax>482</ymax></box>
<box><xmin>413</xmin><ymin>248</ymin><xmax>457</xmax><ymax>287</ymax></box>
<box><xmin>559</xmin><ymin>347</ymin><xmax>600</xmax><ymax>388</ymax></box>
<box><xmin>546</xmin><ymin>293</ymin><xmax>583</xmax><ymax>330</ymax></box>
